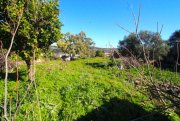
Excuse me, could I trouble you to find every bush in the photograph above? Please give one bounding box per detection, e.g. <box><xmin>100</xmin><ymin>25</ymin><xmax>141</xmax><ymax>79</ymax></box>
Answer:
<box><xmin>95</xmin><ymin>50</ymin><xmax>105</xmax><ymax>57</ymax></box>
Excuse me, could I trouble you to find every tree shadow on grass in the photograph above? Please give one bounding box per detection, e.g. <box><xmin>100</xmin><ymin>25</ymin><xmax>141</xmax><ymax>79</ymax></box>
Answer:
<box><xmin>86</xmin><ymin>62</ymin><xmax>113</xmax><ymax>69</ymax></box>
<box><xmin>76</xmin><ymin>97</ymin><xmax>170</xmax><ymax>121</ymax></box>
<box><xmin>0</xmin><ymin>71</ymin><xmax>27</xmax><ymax>81</ymax></box>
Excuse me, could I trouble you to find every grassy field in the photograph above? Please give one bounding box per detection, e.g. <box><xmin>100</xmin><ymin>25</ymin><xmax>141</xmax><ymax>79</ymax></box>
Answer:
<box><xmin>0</xmin><ymin>57</ymin><xmax>179</xmax><ymax>121</ymax></box>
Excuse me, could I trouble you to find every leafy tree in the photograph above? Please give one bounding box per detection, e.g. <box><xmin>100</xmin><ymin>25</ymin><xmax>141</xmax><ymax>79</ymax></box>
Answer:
<box><xmin>118</xmin><ymin>31</ymin><xmax>169</xmax><ymax>61</ymax></box>
<box><xmin>57</xmin><ymin>32</ymin><xmax>71</xmax><ymax>54</ymax></box>
<box><xmin>118</xmin><ymin>33</ymin><xmax>140</xmax><ymax>57</ymax></box>
<box><xmin>154</xmin><ymin>29</ymin><xmax>180</xmax><ymax>71</ymax></box>
<box><xmin>0</xmin><ymin>0</ymin><xmax>25</xmax><ymax>119</ymax></box>
<box><xmin>169</xmin><ymin>30</ymin><xmax>180</xmax><ymax>63</ymax></box>
<box><xmin>0</xmin><ymin>0</ymin><xmax>62</xmax><ymax>81</ymax></box>
<box><xmin>57</xmin><ymin>32</ymin><xmax>95</xmax><ymax>58</ymax></box>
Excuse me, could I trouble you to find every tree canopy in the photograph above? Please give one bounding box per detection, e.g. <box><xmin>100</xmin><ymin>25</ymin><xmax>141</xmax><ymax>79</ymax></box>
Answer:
<box><xmin>0</xmin><ymin>0</ymin><xmax>62</xmax><ymax>80</ymax></box>
<box><xmin>118</xmin><ymin>31</ymin><xmax>169</xmax><ymax>61</ymax></box>
<box><xmin>162</xmin><ymin>30</ymin><xmax>180</xmax><ymax>70</ymax></box>
<box><xmin>169</xmin><ymin>30</ymin><xmax>180</xmax><ymax>63</ymax></box>
<box><xmin>57</xmin><ymin>32</ymin><xmax>95</xmax><ymax>58</ymax></box>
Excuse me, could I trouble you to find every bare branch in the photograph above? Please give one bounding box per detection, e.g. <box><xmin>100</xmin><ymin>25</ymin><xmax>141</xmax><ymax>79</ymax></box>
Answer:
<box><xmin>159</xmin><ymin>24</ymin><xmax>163</xmax><ymax>35</ymax></box>
<box><xmin>117</xmin><ymin>24</ymin><xmax>132</xmax><ymax>34</ymax></box>
<box><xmin>157</xmin><ymin>22</ymin><xmax>159</xmax><ymax>33</ymax></box>
<box><xmin>4</xmin><ymin>6</ymin><xmax>24</xmax><ymax>121</ymax></box>
<box><xmin>136</xmin><ymin>5</ymin><xmax>141</xmax><ymax>34</ymax></box>
<box><xmin>130</xmin><ymin>4</ymin><xmax>137</xmax><ymax>30</ymax></box>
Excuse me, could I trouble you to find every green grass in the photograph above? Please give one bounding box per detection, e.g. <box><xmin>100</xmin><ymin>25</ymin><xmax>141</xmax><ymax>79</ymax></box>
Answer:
<box><xmin>0</xmin><ymin>57</ymin><xmax>179</xmax><ymax>120</ymax></box>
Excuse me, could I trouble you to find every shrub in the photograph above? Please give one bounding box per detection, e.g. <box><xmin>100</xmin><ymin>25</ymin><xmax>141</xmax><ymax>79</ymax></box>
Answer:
<box><xmin>95</xmin><ymin>50</ymin><xmax>105</xmax><ymax>57</ymax></box>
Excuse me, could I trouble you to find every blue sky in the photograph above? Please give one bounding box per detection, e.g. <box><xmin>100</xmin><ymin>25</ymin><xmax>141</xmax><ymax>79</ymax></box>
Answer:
<box><xmin>60</xmin><ymin>0</ymin><xmax>180</xmax><ymax>48</ymax></box>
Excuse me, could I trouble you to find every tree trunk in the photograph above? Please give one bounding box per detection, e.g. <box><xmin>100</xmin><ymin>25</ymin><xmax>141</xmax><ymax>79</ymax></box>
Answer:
<box><xmin>25</xmin><ymin>59</ymin><xmax>33</xmax><ymax>82</ymax></box>
<box><xmin>16</xmin><ymin>54</ymin><xmax>19</xmax><ymax>82</ymax></box>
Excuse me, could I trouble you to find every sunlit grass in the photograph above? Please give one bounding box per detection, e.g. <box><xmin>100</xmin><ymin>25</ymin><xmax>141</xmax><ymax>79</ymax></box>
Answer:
<box><xmin>0</xmin><ymin>57</ymin><xmax>179</xmax><ymax>120</ymax></box>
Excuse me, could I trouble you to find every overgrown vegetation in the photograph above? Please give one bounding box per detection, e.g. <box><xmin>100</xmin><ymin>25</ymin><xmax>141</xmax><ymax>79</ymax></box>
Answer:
<box><xmin>0</xmin><ymin>58</ymin><xmax>179</xmax><ymax>120</ymax></box>
<box><xmin>161</xmin><ymin>30</ymin><xmax>180</xmax><ymax>71</ymax></box>
<box><xmin>95</xmin><ymin>50</ymin><xmax>105</xmax><ymax>57</ymax></box>
<box><xmin>118</xmin><ymin>30</ymin><xmax>180</xmax><ymax>71</ymax></box>
<box><xmin>0</xmin><ymin>0</ymin><xmax>179</xmax><ymax>120</ymax></box>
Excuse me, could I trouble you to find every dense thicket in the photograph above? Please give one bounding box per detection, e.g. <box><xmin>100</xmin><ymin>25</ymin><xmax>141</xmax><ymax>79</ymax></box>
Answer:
<box><xmin>168</xmin><ymin>30</ymin><xmax>180</xmax><ymax>64</ymax></box>
<box><xmin>161</xmin><ymin>30</ymin><xmax>180</xmax><ymax>71</ymax></box>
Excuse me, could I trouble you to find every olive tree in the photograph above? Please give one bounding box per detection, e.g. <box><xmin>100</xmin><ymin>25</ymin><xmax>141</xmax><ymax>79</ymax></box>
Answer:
<box><xmin>118</xmin><ymin>31</ymin><xmax>169</xmax><ymax>61</ymax></box>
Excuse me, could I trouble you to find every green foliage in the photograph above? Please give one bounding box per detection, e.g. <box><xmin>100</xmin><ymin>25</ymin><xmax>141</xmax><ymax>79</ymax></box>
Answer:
<box><xmin>118</xmin><ymin>33</ymin><xmax>140</xmax><ymax>57</ymax></box>
<box><xmin>57</xmin><ymin>32</ymin><xmax>95</xmax><ymax>58</ymax></box>
<box><xmin>0</xmin><ymin>0</ymin><xmax>62</xmax><ymax>72</ymax></box>
<box><xmin>0</xmin><ymin>58</ymin><xmax>179</xmax><ymax>120</ymax></box>
<box><xmin>118</xmin><ymin>31</ymin><xmax>170</xmax><ymax>61</ymax></box>
<box><xmin>95</xmin><ymin>50</ymin><xmax>105</xmax><ymax>57</ymax></box>
<box><xmin>166</xmin><ymin>30</ymin><xmax>180</xmax><ymax>67</ymax></box>
<box><xmin>124</xmin><ymin>66</ymin><xmax>180</xmax><ymax>85</ymax></box>
<box><xmin>19</xmin><ymin>0</ymin><xmax>61</xmax><ymax>60</ymax></box>
<box><xmin>42</xmin><ymin>49</ymin><xmax>55</xmax><ymax>60</ymax></box>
